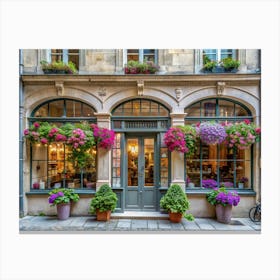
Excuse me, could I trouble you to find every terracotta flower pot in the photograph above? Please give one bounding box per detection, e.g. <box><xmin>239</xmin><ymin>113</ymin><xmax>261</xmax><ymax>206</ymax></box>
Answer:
<box><xmin>169</xmin><ymin>212</ymin><xmax>183</xmax><ymax>223</ymax></box>
<box><xmin>96</xmin><ymin>210</ymin><xmax>111</xmax><ymax>221</ymax></box>
<box><xmin>56</xmin><ymin>203</ymin><xmax>71</xmax><ymax>220</ymax></box>
<box><xmin>215</xmin><ymin>204</ymin><xmax>232</xmax><ymax>224</ymax></box>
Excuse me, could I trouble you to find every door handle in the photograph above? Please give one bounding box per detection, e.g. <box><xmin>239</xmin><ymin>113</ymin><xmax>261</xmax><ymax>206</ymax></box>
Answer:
<box><xmin>139</xmin><ymin>190</ymin><xmax>143</xmax><ymax>193</ymax></box>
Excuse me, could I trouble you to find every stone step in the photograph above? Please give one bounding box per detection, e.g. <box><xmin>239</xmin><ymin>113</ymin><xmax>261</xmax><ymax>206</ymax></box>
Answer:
<box><xmin>111</xmin><ymin>211</ymin><xmax>169</xmax><ymax>220</ymax></box>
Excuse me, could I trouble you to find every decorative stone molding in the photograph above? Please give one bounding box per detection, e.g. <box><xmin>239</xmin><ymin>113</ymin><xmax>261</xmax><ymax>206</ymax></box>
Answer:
<box><xmin>216</xmin><ymin>82</ymin><xmax>226</xmax><ymax>96</ymax></box>
<box><xmin>137</xmin><ymin>80</ymin><xmax>144</xmax><ymax>96</ymax></box>
<box><xmin>175</xmin><ymin>88</ymin><xmax>183</xmax><ymax>101</ymax></box>
<box><xmin>55</xmin><ymin>81</ymin><xmax>64</xmax><ymax>96</ymax></box>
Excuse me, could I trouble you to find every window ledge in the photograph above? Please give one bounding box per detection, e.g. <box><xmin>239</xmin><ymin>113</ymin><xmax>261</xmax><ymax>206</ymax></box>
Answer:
<box><xmin>186</xmin><ymin>189</ymin><xmax>256</xmax><ymax>195</ymax></box>
<box><xmin>26</xmin><ymin>189</ymin><xmax>96</xmax><ymax>195</ymax></box>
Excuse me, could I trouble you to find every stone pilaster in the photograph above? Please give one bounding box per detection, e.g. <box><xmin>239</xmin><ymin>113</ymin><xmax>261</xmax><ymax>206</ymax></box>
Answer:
<box><xmin>169</xmin><ymin>112</ymin><xmax>187</xmax><ymax>191</ymax></box>
<box><xmin>95</xmin><ymin>113</ymin><xmax>112</xmax><ymax>189</ymax></box>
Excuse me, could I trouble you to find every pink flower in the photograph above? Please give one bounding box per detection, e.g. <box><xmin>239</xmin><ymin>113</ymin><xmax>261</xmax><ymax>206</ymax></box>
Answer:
<box><xmin>33</xmin><ymin>122</ymin><xmax>40</xmax><ymax>128</ymax></box>
<box><xmin>23</xmin><ymin>129</ymin><xmax>29</xmax><ymax>135</ymax></box>
<box><xmin>255</xmin><ymin>127</ymin><xmax>261</xmax><ymax>134</ymax></box>
<box><xmin>244</xmin><ymin>119</ymin><xmax>251</xmax><ymax>125</ymax></box>
<box><xmin>40</xmin><ymin>138</ymin><xmax>48</xmax><ymax>144</ymax></box>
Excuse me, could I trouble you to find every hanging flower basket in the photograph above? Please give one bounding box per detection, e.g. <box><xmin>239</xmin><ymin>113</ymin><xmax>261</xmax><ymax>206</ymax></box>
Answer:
<box><xmin>196</xmin><ymin>122</ymin><xmax>227</xmax><ymax>145</ymax></box>
<box><xmin>163</xmin><ymin>125</ymin><xmax>197</xmax><ymax>155</ymax></box>
<box><xmin>224</xmin><ymin>119</ymin><xmax>261</xmax><ymax>150</ymax></box>
<box><xmin>164</xmin><ymin>127</ymin><xmax>189</xmax><ymax>153</ymax></box>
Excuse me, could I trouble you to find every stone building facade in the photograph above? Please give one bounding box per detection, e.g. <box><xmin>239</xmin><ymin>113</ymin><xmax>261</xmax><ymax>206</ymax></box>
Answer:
<box><xmin>20</xmin><ymin>49</ymin><xmax>261</xmax><ymax>218</ymax></box>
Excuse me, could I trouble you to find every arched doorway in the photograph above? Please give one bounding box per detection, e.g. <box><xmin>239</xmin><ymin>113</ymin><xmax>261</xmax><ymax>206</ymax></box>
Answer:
<box><xmin>111</xmin><ymin>99</ymin><xmax>170</xmax><ymax>211</ymax></box>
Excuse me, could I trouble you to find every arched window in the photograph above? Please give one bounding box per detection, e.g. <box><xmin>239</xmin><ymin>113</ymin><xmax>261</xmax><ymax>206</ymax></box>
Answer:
<box><xmin>185</xmin><ymin>98</ymin><xmax>254</xmax><ymax>190</ymax></box>
<box><xmin>29</xmin><ymin>99</ymin><xmax>97</xmax><ymax>190</ymax></box>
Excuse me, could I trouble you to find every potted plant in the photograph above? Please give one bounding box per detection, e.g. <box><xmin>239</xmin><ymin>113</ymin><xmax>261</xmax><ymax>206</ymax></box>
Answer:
<box><xmin>224</xmin><ymin>119</ymin><xmax>261</xmax><ymax>150</ymax></box>
<box><xmin>202</xmin><ymin>61</ymin><xmax>217</xmax><ymax>73</ymax></box>
<box><xmin>48</xmin><ymin>188</ymin><xmax>80</xmax><ymax>220</ymax></box>
<box><xmin>160</xmin><ymin>184</ymin><xmax>194</xmax><ymax>223</ymax></box>
<box><xmin>40</xmin><ymin>60</ymin><xmax>78</xmax><ymax>74</ymax></box>
<box><xmin>89</xmin><ymin>184</ymin><xmax>118</xmax><ymax>221</ymax></box>
<box><xmin>196</xmin><ymin>121</ymin><xmax>227</xmax><ymax>145</ymax></box>
<box><xmin>221</xmin><ymin>57</ymin><xmax>240</xmax><ymax>73</ymax></box>
<box><xmin>124</xmin><ymin>60</ymin><xmax>159</xmax><ymax>74</ymax></box>
<box><xmin>238</xmin><ymin>177</ymin><xmax>248</xmax><ymax>189</ymax></box>
<box><xmin>206</xmin><ymin>186</ymin><xmax>240</xmax><ymax>224</ymax></box>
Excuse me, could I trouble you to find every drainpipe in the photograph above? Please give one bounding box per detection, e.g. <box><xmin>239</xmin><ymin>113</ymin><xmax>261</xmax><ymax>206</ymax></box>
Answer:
<box><xmin>19</xmin><ymin>49</ymin><xmax>24</xmax><ymax>217</ymax></box>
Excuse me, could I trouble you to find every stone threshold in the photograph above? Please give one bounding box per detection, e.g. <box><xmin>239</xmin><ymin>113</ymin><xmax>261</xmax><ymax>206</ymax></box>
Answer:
<box><xmin>111</xmin><ymin>211</ymin><xmax>169</xmax><ymax>220</ymax></box>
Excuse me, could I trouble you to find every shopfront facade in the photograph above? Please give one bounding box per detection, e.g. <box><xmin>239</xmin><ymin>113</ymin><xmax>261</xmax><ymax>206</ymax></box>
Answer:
<box><xmin>20</xmin><ymin>49</ymin><xmax>261</xmax><ymax>218</ymax></box>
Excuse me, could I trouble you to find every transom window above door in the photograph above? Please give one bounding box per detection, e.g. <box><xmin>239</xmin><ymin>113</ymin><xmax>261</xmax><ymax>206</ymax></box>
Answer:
<box><xmin>203</xmin><ymin>49</ymin><xmax>237</xmax><ymax>64</ymax></box>
<box><xmin>112</xmin><ymin>99</ymin><xmax>169</xmax><ymax>117</ymax></box>
<box><xmin>125</xmin><ymin>49</ymin><xmax>157</xmax><ymax>64</ymax></box>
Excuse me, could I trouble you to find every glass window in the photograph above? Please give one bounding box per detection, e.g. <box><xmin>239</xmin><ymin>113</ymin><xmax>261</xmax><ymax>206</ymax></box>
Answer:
<box><xmin>203</xmin><ymin>49</ymin><xmax>236</xmax><ymax>64</ymax></box>
<box><xmin>185</xmin><ymin>98</ymin><xmax>253</xmax><ymax>189</ymax></box>
<box><xmin>112</xmin><ymin>133</ymin><xmax>121</xmax><ymax>188</ymax></box>
<box><xmin>51</xmin><ymin>49</ymin><xmax>79</xmax><ymax>70</ymax></box>
<box><xmin>112</xmin><ymin>99</ymin><xmax>169</xmax><ymax>117</ymax></box>
<box><xmin>126</xmin><ymin>49</ymin><xmax>157</xmax><ymax>63</ymax></box>
<box><xmin>31</xmin><ymin>143</ymin><xmax>96</xmax><ymax>190</ymax></box>
<box><xmin>32</xmin><ymin>99</ymin><xmax>96</xmax><ymax>118</ymax></box>
<box><xmin>30</xmin><ymin>99</ymin><xmax>97</xmax><ymax>190</ymax></box>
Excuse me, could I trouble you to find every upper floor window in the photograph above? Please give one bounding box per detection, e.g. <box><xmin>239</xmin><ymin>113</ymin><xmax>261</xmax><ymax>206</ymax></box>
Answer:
<box><xmin>125</xmin><ymin>49</ymin><xmax>157</xmax><ymax>64</ymax></box>
<box><xmin>203</xmin><ymin>49</ymin><xmax>236</xmax><ymax>64</ymax></box>
<box><xmin>50</xmin><ymin>49</ymin><xmax>79</xmax><ymax>69</ymax></box>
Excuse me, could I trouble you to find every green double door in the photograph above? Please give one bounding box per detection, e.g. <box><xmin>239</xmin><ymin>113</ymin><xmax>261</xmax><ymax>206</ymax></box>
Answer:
<box><xmin>125</xmin><ymin>135</ymin><xmax>157</xmax><ymax>211</ymax></box>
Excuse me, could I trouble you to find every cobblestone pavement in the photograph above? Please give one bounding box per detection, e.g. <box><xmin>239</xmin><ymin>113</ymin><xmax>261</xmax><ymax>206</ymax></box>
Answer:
<box><xmin>19</xmin><ymin>216</ymin><xmax>261</xmax><ymax>233</ymax></box>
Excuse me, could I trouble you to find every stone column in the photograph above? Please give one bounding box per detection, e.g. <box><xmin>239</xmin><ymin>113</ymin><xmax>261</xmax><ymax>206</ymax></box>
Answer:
<box><xmin>95</xmin><ymin>113</ymin><xmax>112</xmax><ymax>190</ymax></box>
<box><xmin>169</xmin><ymin>112</ymin><xmax>187</xmax><ymax>191</ymax></box>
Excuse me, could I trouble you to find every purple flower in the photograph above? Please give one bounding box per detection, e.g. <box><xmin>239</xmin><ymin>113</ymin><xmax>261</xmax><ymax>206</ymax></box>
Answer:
<box><xmin>198</xmin><ymin>122</ymin><xmax>227</xmax><ymax>145</ymax></box>
<box><xmin>202</xmin><ymin>179</ymin><xmax>218</xmax><ymax>189</ymax></box>
<box><xmin>48</xmin><ymin>193</ymin><xmax>58</xmax><ymax>204</ymax></box>
<box><xmin>40</xmin><ymin>138</ymin><xmax>48</xmax><ymax>144</ymax></box>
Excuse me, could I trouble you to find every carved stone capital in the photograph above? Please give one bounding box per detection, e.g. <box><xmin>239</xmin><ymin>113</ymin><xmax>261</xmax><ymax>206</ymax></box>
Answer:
<box><xmin>55</xmin><ymin>81</ymin><xmax>64</xmax><ymax>96</ymax></box>
<box><xmin>217</xmin><ymin>82</ymin><xmax>226</xmax><ymax>96</ymax></box>
<box><xmin>137</xmin><ymin>80</ymin><xmax>144</xmax><ymax>96</ymax></box>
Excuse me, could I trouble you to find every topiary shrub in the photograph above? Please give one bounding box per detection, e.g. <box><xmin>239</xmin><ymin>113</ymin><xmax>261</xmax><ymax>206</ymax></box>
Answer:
<box><xmin>89</xmin><ymin>184</ymin><xmax>118</xmax><ymax>214</ymax></box>
<box><xmin>160</xmin><ymin>184</ymin><xmax>194</xmax><ymax>221</ymax></box>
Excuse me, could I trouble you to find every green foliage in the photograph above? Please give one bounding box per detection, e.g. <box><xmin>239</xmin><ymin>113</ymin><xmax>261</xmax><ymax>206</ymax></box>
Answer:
<box><xmin>203</xmin><ymin>61</ymin><xmax>217</xmax><ymax>71</ymax></box>
<box><xmin>40</xmin><ymin>60</ymin><xmax>78</xmax><ymax>74</ymax></box>
<box><xmin>179</xmin><ymin>125</ymin><xmax>197</xmax><ymax>157</ymax></box>
<box><xmin>89</xmin><ymin>184</ymin><xmax>118</xmax><ymax>214</ymax></box>
<box><xmin>48</xmin><ymin>188</ymin><xmax>80</xmax><ymax>206</ymax></box>
<box><xmin>206</xmin><ymin>188</ymin><xmax>220</xmax><ymax>206</ymax></box>
<box><xmin>160</xmin><ymin>184</ymin><xmax>194</xmax><ymax>221</ymax></box>
<box><xmin>221</xmin><ymin>57</ymin><xmax>240</xmax><ymax>70</ymax></box>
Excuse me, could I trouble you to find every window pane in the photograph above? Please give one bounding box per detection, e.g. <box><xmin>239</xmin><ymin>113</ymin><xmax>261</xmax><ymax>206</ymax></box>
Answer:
<box><xmin>68</xmin><ymin>49</ymin><xmax>79</xmax><ymax>70</ymax></box>
<box><xmin>202</xmin><ymin>100</ymin><xmax>216</xmax><ymax>117</ymax></box>
<box><xmin>127</xmin><ymin>49</ymin><xmax>139</xmax><ymax>61</ymax></box>
<box><xmin>184</xmin><ymin>102</ymin><xmax>201</xmax><ymax>117</ymax></box>
<box><xmin>235</xmin><ymin>104</ymin><xmax>249</xmax><ymax>117</ymax></box>
<box><xmin>66</xmin><ymin>100</ymin><xmax>82</xmax><ymax>117</ymax></box>
<box><xmin>82</xmin><ymin>104</ymin><xmax>95</xmax><ymax>117</ymax></box>
<box><xmin>34</xmin><ymin>104</ymin><xmax>48</xmax><ymax>117</ymax></box>
<box><xmin>51</xmin><ymin>49</ymin><xmax>63</xmax><ymax>62</ymax></box>
<box><xmin>49</xmin><ymin>100</ymin><xmax>64</xmax><ymax>117</ymax></box>
<box><xmin>218</xmin><ymin>100</ymin><xmax>234</xmax><ymax>117</ymax></box>
<box><xmin>112</xmin><ymin>133</ymin><xmax>121</xmax><ymax>188</ymax></box>
<box><xmin>112</xmin><ymin>100</ymin><xmax>168</xmax><ymax>117</ymax></box>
